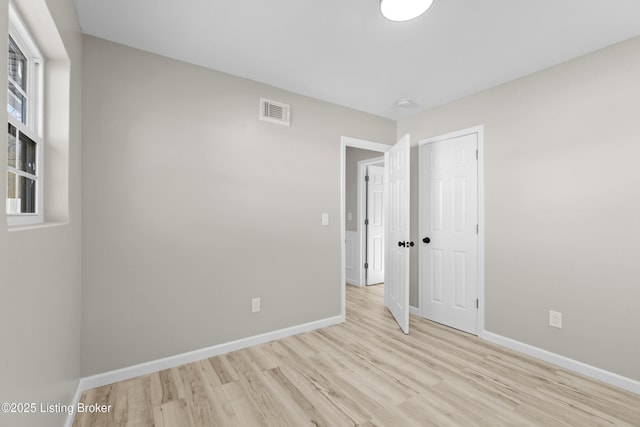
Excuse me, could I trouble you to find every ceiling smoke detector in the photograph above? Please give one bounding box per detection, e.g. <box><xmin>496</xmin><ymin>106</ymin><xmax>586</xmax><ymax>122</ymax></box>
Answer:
<box><xmin>396</xmin><ymin>99</ymin><xmax>414</xmax><ymax>108</ymax></box>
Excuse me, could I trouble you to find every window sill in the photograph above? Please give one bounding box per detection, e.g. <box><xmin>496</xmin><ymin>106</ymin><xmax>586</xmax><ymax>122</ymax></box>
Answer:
<box><xmin>8</xmin><ymin>220</ymin><xmax>69</xmax><ymax>232</ymax></box>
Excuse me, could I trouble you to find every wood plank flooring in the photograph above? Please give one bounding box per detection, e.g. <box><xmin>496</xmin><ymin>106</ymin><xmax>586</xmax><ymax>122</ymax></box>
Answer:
<box><xmin>74</xmin><ymin>284</ymin><xmax>640</xmax><ymax>426</ymax></box>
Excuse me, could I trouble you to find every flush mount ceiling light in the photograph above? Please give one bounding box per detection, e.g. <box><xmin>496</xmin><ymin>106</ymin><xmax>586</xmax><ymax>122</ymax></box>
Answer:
<box><xmin>380</xmin><ymin>0</ymin><xmax>435</xmax><ymax>22</ymax></box>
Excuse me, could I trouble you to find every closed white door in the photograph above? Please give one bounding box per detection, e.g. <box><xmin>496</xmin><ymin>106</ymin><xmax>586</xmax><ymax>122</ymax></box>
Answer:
<box><xmin>385</xmin><ymin>135</ymin><xmax>411</xmax><ymax>334</ymax></box>
<box><xmin>366</xmin><ymin>165</ymin><xmax>385</xmax><ymax>285</ymax></box>
<box><xmin>420</xmin><ymin>132</ymin><xmax>478</xmax><ymax>334</ymax></box>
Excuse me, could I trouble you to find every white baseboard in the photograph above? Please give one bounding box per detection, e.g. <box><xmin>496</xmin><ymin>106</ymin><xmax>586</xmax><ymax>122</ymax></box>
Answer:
<box><xmin>64</xmin><ymin>379</ymin><xmax>83</xmax><ymax>427</ymax></box>
<box><xmin>481</xmin><ymin>331</ymin><xmax>640</xmax><ymax>396</ymax></box>
<box><xmin>72</xmin><ymin>314</ymin><xmax>343</xmax><ymax>406</ymax></box>
<box><xmin>409</xmin><ymin>305</ymin><xmax>420</xmax><ymax>316</ymax></box>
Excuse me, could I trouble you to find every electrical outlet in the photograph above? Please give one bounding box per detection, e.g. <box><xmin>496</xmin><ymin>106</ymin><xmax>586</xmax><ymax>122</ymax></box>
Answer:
<box><xmin>252</xmin><ymin>297</ymin><xmax>261</xmax><ymax>313</ymax></box>
<box><xmin>549</xmin><ymin>310</ymin><xmax>562</xmax><ymax>328</ymax></box>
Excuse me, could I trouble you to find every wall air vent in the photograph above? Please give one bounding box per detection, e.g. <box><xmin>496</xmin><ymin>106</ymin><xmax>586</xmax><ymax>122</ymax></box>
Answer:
<box><xmin>259</xmin><ymin>98</ymin><xmax>290</xmax><ymax>126</ymax></box>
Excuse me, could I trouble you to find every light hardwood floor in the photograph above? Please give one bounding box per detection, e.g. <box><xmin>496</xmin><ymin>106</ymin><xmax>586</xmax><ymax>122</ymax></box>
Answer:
<box><xmin>74</xmin><ymin>285</ymin><xmax>640</xmax><ymax>426</ymax></box>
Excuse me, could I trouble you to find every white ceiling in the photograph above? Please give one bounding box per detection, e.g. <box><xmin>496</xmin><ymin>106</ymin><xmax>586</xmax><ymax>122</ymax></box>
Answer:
<box><xmin>73</xmin><ymin>0</ymin><xmax>640</xmax><ymax>120</ymax></box>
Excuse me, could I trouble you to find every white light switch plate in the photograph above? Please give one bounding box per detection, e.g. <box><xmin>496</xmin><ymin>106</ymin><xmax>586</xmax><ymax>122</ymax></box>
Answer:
<box><xmin>321</xmin><ymin>213</ymin><xmax>329</xmax><ymax>226</ymax></box>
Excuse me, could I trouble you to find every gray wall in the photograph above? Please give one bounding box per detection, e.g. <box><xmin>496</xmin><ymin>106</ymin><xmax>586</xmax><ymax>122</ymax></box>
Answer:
<box><xmin>81</xmin><ymin>36</ymin><xmax>396</xmax><ymax>376</ymax></box>
<box><xmin>398</xmin><ymin>35</ymin><xmax>640</xmax><ymax>381</ymax></box>
<box><xmin>0</xmin><ymin>0</ymin><xmax>82</xmax><ymax>426</ymax></box>
<box><xmin>345</xmin><ymin>148</ymin><xmax>385</xmax><ymax>232</ymax></box>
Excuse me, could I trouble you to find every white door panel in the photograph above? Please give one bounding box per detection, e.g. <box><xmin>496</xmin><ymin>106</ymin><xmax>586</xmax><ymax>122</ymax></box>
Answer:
<box><xmin>367</xmin><ymin>165</ymin><xmax>385</xmax><ymax>285</ymax></box>
<box><xmin>385</xmin><ymin>135</ymin><xmax>411</xmax><ymax>334</ymax></box>
<box><xmin>420</xmin><ymin>132</ymin><xmax>478</xmax><ymax>334</ymax></box>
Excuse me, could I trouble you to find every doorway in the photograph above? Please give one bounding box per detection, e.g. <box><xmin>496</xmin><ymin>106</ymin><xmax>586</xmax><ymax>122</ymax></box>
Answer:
<box><xmin>359</xmin><ymin>157</ymin><xmax>385</xmax><ymax>286</ymax></box>
<box><xmin>344</xmin><ymin>146</ymin><xmax>387</xmax><ymax>287</ymax></box>
<box><xmin>340</xmin><ymin>137</ymin><xmax>391</xmax><ymax>318</ymax></box>
<box><xmin>418</xmin><ymin>126</ymin><xmax>485</xmax><ymax>335</ymax></box>
<box><xmin>341</xmin><ymin>135</ymin><xmax>412</xmax><ymax>335</ymax></box>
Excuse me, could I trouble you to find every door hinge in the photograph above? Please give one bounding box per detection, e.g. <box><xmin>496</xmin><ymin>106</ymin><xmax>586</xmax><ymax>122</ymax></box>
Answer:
<box><xmin>365</xmin><ymin>175</ymin><xmax>370</xmax><ymax>182</ymax></box>
<box><xmin>476</xmin><ymin>299</ymin><xmax>479</xmax><ymax>309</ymax></box>
<box><xmin>364</xmin><ymin>263</ymin><xmax>369</xmax><ymax>269</ymax></box>
<box><xmin>476</xmin><ymin>224</ymin><xmax>479</xmax><ymax>234</ymax></box>
<box><xmin>476</xmin><ymin>149</ymin><xmax>478</xmax><ymax>160</ymax></box>
<box><xmin>364</xmin><ymin>219</ymin><xmax>369</xmax><ymax>225</ymax></box>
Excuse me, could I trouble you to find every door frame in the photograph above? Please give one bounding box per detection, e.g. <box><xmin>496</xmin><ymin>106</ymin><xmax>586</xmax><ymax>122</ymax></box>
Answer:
<box><xmin>341</xmin><ymin>137</ymin><xmax>391</xmax><ymax>320</ymax></box>
<box><xmin>418</xmin><ymin>125</ymin><xmax>485</xmax><ymax>335</ymax></box>
<box><xmin>358</xmin><ymin>156</ymin><xmax>385</xmax><ymax>287</ymax></box>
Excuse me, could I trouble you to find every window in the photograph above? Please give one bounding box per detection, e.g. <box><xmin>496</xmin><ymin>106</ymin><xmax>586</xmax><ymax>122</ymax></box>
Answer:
<box><xmin>6</xmin><ymin>4</ymin><xmax>43</xmax><ymax>226</ymax></box>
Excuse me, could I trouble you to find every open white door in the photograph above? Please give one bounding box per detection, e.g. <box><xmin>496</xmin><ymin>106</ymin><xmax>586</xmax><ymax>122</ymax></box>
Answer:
<box><xmin>366</xmin><ymin>165</ymin><xmax>385</xmax><ymax>285</ymax></box>
<box><xmin>384</xmin><ymin>134</ymin><xmax>411</xmax><ymax>334</ymax></box>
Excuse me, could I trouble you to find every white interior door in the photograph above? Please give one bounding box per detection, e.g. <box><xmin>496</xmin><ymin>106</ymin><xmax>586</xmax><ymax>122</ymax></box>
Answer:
<box><xmin>420</xmin><ymin>132</ymin><xmax>478</xmax><ymax>334</ymax></box>
<box><xmin>366</xmin><ymin>165</ymin><xmax>385</xmax><ymax>285</ymax></box>
<box><xmin>384</xmin><ymin>135</ymin><xmax>411</xmax><ymax>334</ymax></box>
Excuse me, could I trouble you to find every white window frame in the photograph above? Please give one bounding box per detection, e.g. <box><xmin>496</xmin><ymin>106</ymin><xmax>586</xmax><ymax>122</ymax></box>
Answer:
<box><xmin>7</xmin><ymin>3</ymin><xmax>44</xmax><ymax>226</ymax></box>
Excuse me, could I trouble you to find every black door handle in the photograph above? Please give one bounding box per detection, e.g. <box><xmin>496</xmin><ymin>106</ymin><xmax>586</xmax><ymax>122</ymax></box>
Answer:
<box><xmin>398</xmin><ymin>241</ymin><xmax>406</xmax><ymax>247</ymax></box>
<box><xmin>409</xmin><ymin>241</ymin><xmax>415</xmax><ymax>247</ymax></box>
<box><xmin>398</xmin><ymin>241</ymin><xmax>414</xmax><ymax>248</ymax></box>
<box><xmin>423</xmin><ymin>237</ymin><xmax>431</xmax><ymax>244</ymax></box>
